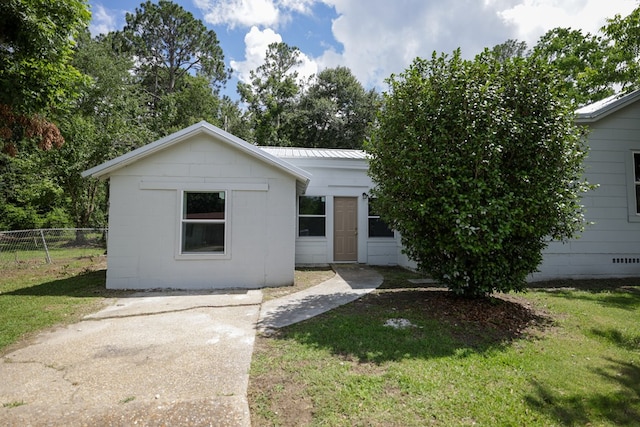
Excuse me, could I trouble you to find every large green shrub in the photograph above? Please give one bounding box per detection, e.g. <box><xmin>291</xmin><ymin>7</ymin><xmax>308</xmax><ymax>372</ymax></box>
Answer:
<box><xmin>367</xmin><ymin>49</ymin><xmax>592</xmax><ymax>297</ymax></box>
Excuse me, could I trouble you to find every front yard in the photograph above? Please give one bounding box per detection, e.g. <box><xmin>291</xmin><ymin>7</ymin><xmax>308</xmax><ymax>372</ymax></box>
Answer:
<box><xmin>1</xmin><ymin>258</ymin><xmax>638</xmax><ymax>425</ymax></box>
<box><xmin>249</xmin><ymin>268</ymin><xmax>640</xmax><ymax>426</ymax></box>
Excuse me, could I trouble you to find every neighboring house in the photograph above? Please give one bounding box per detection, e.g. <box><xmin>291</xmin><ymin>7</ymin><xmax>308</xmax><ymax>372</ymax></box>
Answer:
<box><xmin>83</xmin><ymin>91</ymin><xmax>640</xmax><ymax>289</ymax></box>
<box><xmin>532</xmin><ymin>89</ymin><xmax>640</xmax><ymax>281</ymax></box>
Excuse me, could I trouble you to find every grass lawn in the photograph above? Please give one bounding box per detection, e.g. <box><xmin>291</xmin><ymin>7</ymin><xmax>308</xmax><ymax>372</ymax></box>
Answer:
<box><xmin>249</xmin><ymin>268</ymin><xmax>640</xmax><ymax>426</ymax></box>
<box><xmin>0</xmin><ymin>252</ymin><xmax>127</xmax><ymax>354</ymax></box>
<box><xmin>2</xmin><ymin>258</ymin><xmax>639</xmax><ymax>425</ymax></box>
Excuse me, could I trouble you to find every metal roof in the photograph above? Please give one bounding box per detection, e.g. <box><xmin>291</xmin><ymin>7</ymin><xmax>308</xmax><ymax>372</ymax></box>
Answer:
<box><xmin>575</xmin><ymin>89</ymin><xmax>640</xmax><ymax>123</ymax></box>
<box><xmin>260</xmin><ymin>146</ymin><xmax>367</xmax><ymax>160</ymax></box>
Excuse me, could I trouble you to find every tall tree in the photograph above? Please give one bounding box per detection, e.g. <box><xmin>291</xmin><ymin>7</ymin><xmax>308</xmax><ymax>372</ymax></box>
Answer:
<box><xmin>532</xmin><ymin>28</ymin><xmax>610</xmax><ymax>106</ymax></box>
<box><xmin>50</xmin><ymin>30</ymin><xmax>153</xmax><ymax>229</ymax></box>
<box><xmin>118</xmin><ymin>0</ymin><xmax>229</xmax><ymax>114</ymax></box>
<box><xmin>367</xmin><ymin>49</ymin><xmax>591</xmax><ymax>297</ymax></box>
<box><xmin>291</xmin><ymin>66</ymin><xmax>380</xmax><ymax>149</ymax></box>
<box><xmin>238</xmin><ymin>42</ymin><xmax>302</xmax><ymax>145</ymax></box>
<box><xmin>0</xmin><ymin>0</ymin><xmax>90</xmax><ymax>154</ymax></box>
<box><xmin>491</xmin><ymin>39</ymin><xmax>528</xmax><ymax>62</ymax></box>
<box><xmin>601</xmin><ymin>7</ymin><xmax>640</xmax><ymax>92</ymax></box>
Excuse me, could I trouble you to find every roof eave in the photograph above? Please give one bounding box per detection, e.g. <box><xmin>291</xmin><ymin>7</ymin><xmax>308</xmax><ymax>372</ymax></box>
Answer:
<box><xmin>81</xmin><ymin>121</ymin><xmax>312</xmax><ymax>189</ymax></box>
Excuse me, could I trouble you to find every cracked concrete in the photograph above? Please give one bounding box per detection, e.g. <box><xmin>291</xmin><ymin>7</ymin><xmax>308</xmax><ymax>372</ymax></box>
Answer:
<box><xmin>0</xmin><ymin>290</ymin><xmax>262</xmax><ymax>426</ymax></box>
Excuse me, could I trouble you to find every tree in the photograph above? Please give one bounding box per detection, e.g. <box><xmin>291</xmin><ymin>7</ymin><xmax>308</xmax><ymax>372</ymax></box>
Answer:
<box><xmin>367</xmin><ymin>49</ymin><xmax>591</xmax><ymax>297</ymax></box>
<box><xmin>118</xmin><ymin>0</ymin><xmax>229</xmax><ymax>112</ymax></box>
<box><xmin>238</xmin><ymin>42</ymin><xmax>302</xmax><ymax>145</ymax></box>
<box><xmin>601</xmin><ymin>7</ymin><xmax>640</xmax><ymax>92</ymax></box>
<box><xmin>0</xmin><ymin>0</ymin><xmax>90</xmax><ymax>154</ymax></box>
<box><xmin>532</xmin><ymin>28</ymin><xmax>611</xmax><ymax>106</ymax></box>
<box><xmin>290</xmin><ymin>66</ymin><xmax>380</xmax><ymax>149</ymax></box>
<box><xmin>49</xmin><ymin>30</ymin><xmax>154</xmax><ymax>229</ymax></box>
<box><xmin>491</xmin><ymin>39</ymin><xmax>528</xmax><ymax>62</ymax></box>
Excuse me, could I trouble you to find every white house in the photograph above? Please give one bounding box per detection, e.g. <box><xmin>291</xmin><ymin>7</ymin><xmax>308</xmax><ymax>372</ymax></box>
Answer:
<box><xmin>84</xmin><ymin>91</ymin><xmax>640</xmax><ymax>289</ymax></box>
<box><xmin>531</xmin><ymin>89</ymin><xmax>640</xmax><ymax>281</ymax></box>
<box><xmin>82</xmin><ymin>122</ymin><xmax>312</xmax><ymax>289</ymax></box>
<box><xmin>82</xmin><ymin>121</ymin><xmax>408</xmax><ymax>290</ymax></box>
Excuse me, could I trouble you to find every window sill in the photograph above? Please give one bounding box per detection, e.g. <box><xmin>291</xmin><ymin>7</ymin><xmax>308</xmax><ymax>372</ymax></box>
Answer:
<box><xmin>175</xmin><ymin>252</ymin><xmax>231</xmax><ymax>260</ymax></box>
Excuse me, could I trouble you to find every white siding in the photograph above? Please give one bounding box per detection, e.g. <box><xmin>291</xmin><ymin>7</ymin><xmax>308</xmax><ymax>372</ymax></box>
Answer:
<box><xmin>281</xmin><ymin>156</ymin><xmax>404</xmax><ymax>266</ymax></box>
<box><xmin>106</xmin><ymin>133</ymin><xmax>297</xmax><ymax>289</ymax></box>
<box><xmin>532</xmin><ymin>102</ymin><xmax>640</xmax><ymax>280</ymax></box>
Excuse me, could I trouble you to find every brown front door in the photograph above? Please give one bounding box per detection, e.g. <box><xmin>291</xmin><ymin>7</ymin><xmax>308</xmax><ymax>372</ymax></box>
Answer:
<box><xmin>334</xmin><ymin>197</ymin><xmax>358</xmax><ymax>261</ymax></box>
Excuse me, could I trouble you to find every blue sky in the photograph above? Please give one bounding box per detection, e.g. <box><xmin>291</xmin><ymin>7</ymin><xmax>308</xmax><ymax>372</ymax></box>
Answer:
<box><xmin>88</xmin><ymin>0</ymin><xmax>639</xmax><ymax>100</ymax></box>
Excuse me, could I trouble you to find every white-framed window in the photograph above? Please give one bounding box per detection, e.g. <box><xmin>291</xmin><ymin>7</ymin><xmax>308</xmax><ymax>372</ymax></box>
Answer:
<box><xmin>180</xmin><ymin>191</ymin><xmax>226</xmax><ymax>254</ymax></box>
<box><xmin>298</xmin><ymin>196</ymin><xmax>326</xmax><ymax>237</ymax></box>
<box><xmin>368</xmin><ymin>199</ymin><xmax>394</xmax><ymax>238</ymax></box>
<box><xmin>634</xmin><ymin>153</ymin><xmax>640</xmax><ymax>215</ymax></box>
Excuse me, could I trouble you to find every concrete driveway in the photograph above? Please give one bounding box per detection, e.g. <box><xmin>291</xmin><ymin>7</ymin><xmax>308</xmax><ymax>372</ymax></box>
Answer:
<box><xmin>0</xmin><ymin>290</ymin><xmax>262</xmax><ymax>426</ymax></box>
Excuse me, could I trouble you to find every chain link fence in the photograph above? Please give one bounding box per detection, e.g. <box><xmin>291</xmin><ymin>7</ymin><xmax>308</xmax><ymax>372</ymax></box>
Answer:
<box><xmin>0</xmin><ymin>228</ymin><xmax>107</xmax><ymax>266</ymax></box>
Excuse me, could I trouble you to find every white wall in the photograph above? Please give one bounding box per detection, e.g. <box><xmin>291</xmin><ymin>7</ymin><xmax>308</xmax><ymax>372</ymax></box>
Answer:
<box><xmin>282</xmin><ymin>157</ymin><xmax>403</xmax><ymax>266</ymax></box>
<box><xmin>532</xmin><ymin>102</ymin><xmax>640</xmax><ymax>280</ymax></box>
<box><xmin>106</xmin><ymin>133</ymin><xmax>297</xmax><ymax>289</ymax></box>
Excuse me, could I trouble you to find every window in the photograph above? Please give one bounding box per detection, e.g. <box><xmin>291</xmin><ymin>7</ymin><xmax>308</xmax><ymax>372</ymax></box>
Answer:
<box><xmin>368</xmin><ymin>199</ymin><xmax>394</xmax><ymax>238</ymax></box>
<box><xmin>299</xmin><ymin>196</ymin><xmax>326</xmax><ymax>236</ymax></box>
<box><xmin>181</xmin><ymin>191</ymin><xmax>225</xmax><ymax>253</ymax></box>
<box><xmin>634</xmin><ymin>153</ymin><xmax>640</xmax><ymax>215</ymax></box>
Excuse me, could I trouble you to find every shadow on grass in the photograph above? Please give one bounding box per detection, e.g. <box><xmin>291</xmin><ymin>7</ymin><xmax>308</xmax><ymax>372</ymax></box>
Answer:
<box><xmin>526</xmin><ymin>358</ymin><xmax>640</xmax><ymax>426</ymax></box>
<box><xmin>529</xmin><ymin>280</ymin><xmax>640</xmax><ymax>311</ymax></box>
<box><xmin>3</xmin><ymin>269</ymin><xmax>126</xmax><ymax>298</ymax></box>
<box><xmin>272</xmin><ymin>289</ymin><xmax>550</xmax><ymax>364</ymax></box>
<box><xmin>590</xmin><ymin>327</ymin><xmax>640</xmax><ymax>351</ymax></box>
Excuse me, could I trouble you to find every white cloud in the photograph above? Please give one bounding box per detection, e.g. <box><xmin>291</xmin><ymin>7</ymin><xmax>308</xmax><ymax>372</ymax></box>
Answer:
<box><xmin>195</xmin><ymin>0</ymin><xmax>316</xmax><ymax>29</ymax></box>
<box><xmin>317</xmin><ymin>0</ymin><xmax>511</xmax><ymax>90</ymax></box>
<box><xmin>231</xmin><ymin>27</ymin><xmax>283</xmax><ymax>82</ymax></box>
<box><xmin>498</xmin><ymin>0</ymin><xmax>638</xmax><ymax>46</ymax></box>
<box><xmin>231</xmin><ymin>26</ymin><xmax>318</xmax><ymax>85</ymax></box>
<box><xmin>89</xmin><ymin>4</ymin><xmax>117</xmax><ymax>36</ymax></box>
<box><xmin>195</xmin><ymin>0</ymin><xmax>279</xmax><ymax>28</ymax></box>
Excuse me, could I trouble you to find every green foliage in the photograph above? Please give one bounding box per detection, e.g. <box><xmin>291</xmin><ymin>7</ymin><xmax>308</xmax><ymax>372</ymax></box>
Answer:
<box><xmin>367</xmin><ymin>49</ymin><xmax>591</xmax><ymax>297</ymax></box>
<box><xmin>601</xmin><ymin>7</ymin><xmax>640</xmax><ymax>92</ymax></box>
<box><xmin>291</xmin><ymin>66</ymin><xmax>380</xmax><ymax>149</ymax></box>
<box><xmin>0</xmin><ymin>0</ymin><xmax>90</xmax><ymax>154</ymax></box>
<box><xmin>238</xmin><ymin>42</ymin><xmax>302</xmax><ymax>145</ymax></box>
<box><xmin>532</xmin><ymin>28</ymin><xmax>611</xmax><ymax>106</ymax></box>
<box><xmin>0</xmin><ymin>0</ymin><xmax>90</xmax><ymax>114</ymax></box>
<box><xmin>118</xmin><ymin>0</ymin><xmax>229</xmax><ymax>106</ymax></box>
<box><xmin>0</xmin><ymin>152</ymin><xmax>72</xmax><ymax>230</ymax></box>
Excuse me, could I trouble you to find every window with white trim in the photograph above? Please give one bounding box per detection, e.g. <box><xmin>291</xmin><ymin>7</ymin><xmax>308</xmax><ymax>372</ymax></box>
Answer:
<box><xmin>298</xmin><ymin>196</ymin><xmax>326</xmax><ymax>236</ymax></box>
<box><xmin>634</xmin><ymin>153</ymin><xmax>640</xmax><ymax>215</ymax></box>
<box><xmin>368</xmin><ymin>199</ymin><xmax>394</xmax><ymax>238</ymax></box>
<box><xmin>181</xmin><ymin>191</ymin><xmax>226</xmax><ymax>253</ymax></box>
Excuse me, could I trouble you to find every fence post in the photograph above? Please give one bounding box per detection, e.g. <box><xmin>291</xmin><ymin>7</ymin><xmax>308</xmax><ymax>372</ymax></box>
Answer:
<box><xmin>40</xmin><ymin>229</ymin><xmax>51</xmax><ymax>264</ymax></box>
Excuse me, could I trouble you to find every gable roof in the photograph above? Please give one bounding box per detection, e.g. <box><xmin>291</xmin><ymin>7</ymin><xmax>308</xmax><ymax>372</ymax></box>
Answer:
<box><xmin>82</xmin><ymin>121</ymin><xmax>311</xmax><ymax>192</ymax></box>
<box><xmin>576</xmin><ymin>89</ymin><xmax>640</xmax><ymax>123</ymax></box>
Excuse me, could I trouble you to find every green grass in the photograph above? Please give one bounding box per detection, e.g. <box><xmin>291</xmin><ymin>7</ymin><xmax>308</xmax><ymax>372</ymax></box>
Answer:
<box><xmin>0</xmin><ymin>252</ymin><xmax>124</xmax><ymax>353</ymax></box>
<box><xmin>249</xmin><ymin>269</ymin><xmax>640</xmax><ymax>426</ymax></box>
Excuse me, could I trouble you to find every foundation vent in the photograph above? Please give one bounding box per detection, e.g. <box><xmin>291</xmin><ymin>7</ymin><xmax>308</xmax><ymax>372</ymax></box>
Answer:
<box><xmin>612</xmin><ymin>257</ymin><xmax>640</xmax><ymax>264</ymax></box>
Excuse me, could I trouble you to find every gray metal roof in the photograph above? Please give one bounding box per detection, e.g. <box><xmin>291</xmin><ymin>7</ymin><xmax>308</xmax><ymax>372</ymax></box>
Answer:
<box><xmin>260</xmin><ymin>146</ymin><xmax>367</xmax><ymax>160</ymax></box>
<box><xmin>575</xmin><ymin>89</ymin><xmax>640</xmax><ymax>123</ymax></box>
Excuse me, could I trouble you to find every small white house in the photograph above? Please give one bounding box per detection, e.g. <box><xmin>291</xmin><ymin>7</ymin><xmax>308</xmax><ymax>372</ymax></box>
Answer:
<box><xmin>82</xmin><ymin>122</ymin><xmax>312</xmax><ymax>289</ymax></box>
<box><xmin>83</xmin><ymin>121</ymin><xmax>407</xmax><ymax>290</ymax></box>
<box><xmin>532</xmin><ymin>89</ymin><xmax>640</xmax><ymax>280</ymax></box>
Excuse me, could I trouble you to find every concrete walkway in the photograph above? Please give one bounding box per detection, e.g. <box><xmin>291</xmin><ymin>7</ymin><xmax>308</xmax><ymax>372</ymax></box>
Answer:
<box><xmin>0</xmin><ymin>265</ymin><xmax>382</xmax><ymax>426</ymax></box>
<box><xmin>258</xmin><ymin>265</ymin><xmax>383</xmax><ymax>332</ymax></box>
